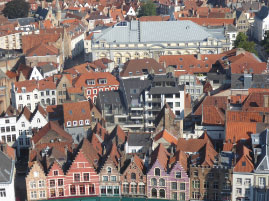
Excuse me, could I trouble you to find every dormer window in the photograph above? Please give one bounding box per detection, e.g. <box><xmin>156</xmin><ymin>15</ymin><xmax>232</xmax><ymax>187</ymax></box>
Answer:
<box><xmin>22</xmin><ymin>87</ymin><xmax>26</xmax><ymax>93</ymax></box>
<box><xmin>86</xmin><ymin>79</ymin><xmax>95</xmax><ymax>85</ymax></box>
<box><xmin>85</xmin><ymin>119</ymin><xmax>90</xmax><ymax>125</ymax></box>
<box><xmin>79</xmin><ymin>120</ymin><xmax>84</xmax><ymax>126</ymax></box>
<box><xmin>99</xmin><ymin>79</ymin><xmax>107</xmax><ymax>84</ymax></box>
<box><xmin>73</xmin><ymin>121</ymin><xmax>77</xmax><ymax>126</ymax></box>
<box><xmin>67</xmin><ymin>121</ymin><xmax>71</xmax><ymax>127</ymax></box>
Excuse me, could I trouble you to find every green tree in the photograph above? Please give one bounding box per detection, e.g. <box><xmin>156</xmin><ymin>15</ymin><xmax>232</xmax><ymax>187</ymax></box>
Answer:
<box><xmin>234</xmin><ymin>32</ymin><xmax>257</xmax><ymax>55</ymax></box>
<box><xmin>3</xmin><ymin>0</ymin><xmax>30</xmax><ymax>19</ymax></box>
<box><xmin>262</xmin><ymin>30</ymin><xmax>269</xmax><ymax>54</ymax></box>
<box><xmin>138</xmin><ymin>0</ymin><xmax>156</xmax><ymax>17</ymax></box>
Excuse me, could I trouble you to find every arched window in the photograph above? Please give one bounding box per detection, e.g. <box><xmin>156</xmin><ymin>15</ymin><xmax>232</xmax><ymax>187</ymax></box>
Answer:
<box><xmin>37</xmin><ymin>118</ymin><xmax>40</xmax><ymax>123</ymax></box>
<box><xmin>160</xmin><ymin>189</ymin><xmax>165</xmax><ymax>198</ymax></box>
<box><xmin>151</xmin><ymin>188</ymin><xmax>157</xmax><ymax>198</ymax></box>
<box><xmin>151</xmin><ymin>178</ymin><xmax>157</xmax><ymax>186</ymax></box>
<box><xmin>46</xmin><ymin>98</ymin><xmax>50</xmax><ymax>105</ymax></box>
<box><xmin>155</xmin><ymin>168</ymin><xmax>160</xmax><ymax>176</ymax></box>
<box><xmin>107</xmin><ymin>167</ymin><xmax>111</xmax><ymax>173</ymax></box>
<box><xmin>131</xmin><ymin>173</ymin><xmax>136</xmax><ymax>180</ymax></box>
<box><xmin>159</xmin><ymin>178</ymin><xmax>165</xmax><ymax>186</ymax></box>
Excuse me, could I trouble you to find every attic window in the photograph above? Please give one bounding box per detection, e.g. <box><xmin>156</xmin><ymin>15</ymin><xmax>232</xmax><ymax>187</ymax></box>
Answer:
<box><xmin>73</xmin><ymin>121</ymin><xmax>77</xmax><ymax>126</ymax></box>
<box><xmin>98</xmin><ymin>79</ymin><xmax>107</xmax><ymax>84</ymax></box>
<box><xmin>242</xmin><ymin>161</ymin><xmax>246</xmax><ymax>166</ymax></box>
<box><xmin>85</xmin><ymin>119</ymin><xmax>90</xmax><ymax>125</ymax></box>
<box><xmin>180</xmin><ymin>65</ymin><xmax>183</xmax><ymax>68</ymax></box>
<box><xmin>67</xmin><ymin>121</ymin><xmax>71</xmax><ymax>127</ymax></box>
<box><xmin>159</xmin><ymin>69</ymin><xmax>163</xmax><ymax>72</ymax></box>
<box><xmin>136</xmin><ymin>71</ymin><xmax>140</xmax><ymax>74</ymax></box>
<box><xmin>79</xmin><ymin>120</ymin><xmax>84</xmax><ymax>126</ymax></box>
<box><xmin>179</xmin><ymin>58</ymin><xmax>183</xmax><ymax>61</ymax></box>
<box><xmin>82</xmin><ymin>109</ymin><xmax>85</xmax><ymax>113</ymax></box>
<box><xmin>69</xmin><ymin>110</ymin><xmax>72</xmax><ymax>115</ymax></box>
<box><xmin>86</xmin><ymin>79</ymin><xmax>95</xmax><ymax>85</ymax></box>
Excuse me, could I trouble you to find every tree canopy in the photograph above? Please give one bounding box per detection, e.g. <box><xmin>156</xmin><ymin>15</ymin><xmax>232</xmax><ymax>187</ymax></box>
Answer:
<box><xmin>234</xmin><ymin>32</ymin><xmax>257</xmax><ymax>55</ymax></box>
<box><xmin>138</xmin><ymin>0</ymin><xmax>157</xmax><ymax>17</ymax></box>
<box><xmin>3</xmin><ymin>0</ymin><xmax>30</xmax><ymax>19</ymax></box>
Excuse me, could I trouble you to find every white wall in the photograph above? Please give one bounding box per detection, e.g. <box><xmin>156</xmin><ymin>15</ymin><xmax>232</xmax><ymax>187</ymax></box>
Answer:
<box><xmin>232</xmin><ymin>173</ymin><xmax>253</xmax><ymax>201</ymax></box>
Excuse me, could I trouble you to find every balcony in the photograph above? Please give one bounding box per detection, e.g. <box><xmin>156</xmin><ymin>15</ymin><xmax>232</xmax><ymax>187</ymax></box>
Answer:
<box><xmin>130</xmin><ymin>113</ymin><xmax>143</xmax><ymax>119</ymax></box>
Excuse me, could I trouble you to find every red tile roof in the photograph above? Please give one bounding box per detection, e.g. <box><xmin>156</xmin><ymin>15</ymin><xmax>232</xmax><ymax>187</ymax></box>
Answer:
<box><xmin>154</xmin><ymin>129</ymin><xmax>178</xmax><ymax>145</ymax></box>
<box><xmin>26</xmin><ymin>43</ymin><xmax>59</xmax><ymax>56</ymax></box>
<box><xmin>139</xmin><ymin>15</ymin><xmax>170</xmax><ymax>21</ymax></box>
<box><xmin>150</xmin><ymin>143</ymin><xmax>170</xmax><ymax>171</ymax></box>
<box><xmin>176</xmin><ymin>138</ymin><xmax>208</xmax><ymax>153</ymax></box>
<box><xmin>169</xmin><ymin>150</ymin><xmax>188</xmax><ymax>171</ymax></box>
<box><xmin>225</xmin><ymin>121</ymin><xmax>257</xmax><ymax>143</ymax></box>
<box><xmin>234</xmin><ymin>144</ymin><xmax>254</xmax><ymax>172</ymax></box>
<box><xmin>179</xmin><ymin>17</ymin><xmax>234</xmax><ymax>26</ymax></box>
<box><xmin>32</xmin><ymin>121</ymin><xmax>73</xmax><ymax>144</ymax></box>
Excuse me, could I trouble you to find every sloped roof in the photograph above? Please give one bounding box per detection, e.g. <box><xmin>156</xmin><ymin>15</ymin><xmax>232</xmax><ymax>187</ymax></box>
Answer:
<box><xmin>150</xmin><ymin>143</ymin><xmax>170</xmax><ymax>171</ymax></box>
<box><xmin>169</xmin><ymin>150</ymin><xmax>188</xmax><ymax>171</ymax></box>
<box><xmin>234</xmin><ymin>144</ymin><xmax>254</xmax><ymax>173</ymax></box>
<box><xmin>32</xmin><ymin>121</ymin><xmax>73</xmax><ymax>144</ymax></box>
<box><xmin>26</xmin><ymin>43</ymin><xmax>59</xmax><ymax>56</ymax></box>
<box><xmin>154</xmin><ymin>129</ymin><xmax>178</xmax><ymax>145</ymax></box>
<box><xmin>110</xmin><ymin>125</ymin><xmax>127</xmax><ymax>144</ymax></box>
<box><xmin>18</xmin><ymin>106</ymin><xmax>32</xmax><ymax>121</ymax></box>
<box><xmin>176</xmin><ymin>138</ymin><xmax>208</xmax><ymax>153</ymax></box>
<box><xmin>0</xmin><ymin>151</ymin><xmax>13</xmax><ymax>183</ymax></box>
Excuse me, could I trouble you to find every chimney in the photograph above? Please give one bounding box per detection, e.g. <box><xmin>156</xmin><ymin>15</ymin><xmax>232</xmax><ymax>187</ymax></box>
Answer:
<box><xmin>41</xmin><ymin>0</ymin><xmax>45</xmax><ymax>9</ymax></box>
<box><xmin>236</xmin><ymin>48</ymin><xmax>245</xmax><ymax>56</ymax></box>
<box><xmin>196</xmin><ymin>53</ymin><xmax>201</xmax><ymax>60</ymax></box>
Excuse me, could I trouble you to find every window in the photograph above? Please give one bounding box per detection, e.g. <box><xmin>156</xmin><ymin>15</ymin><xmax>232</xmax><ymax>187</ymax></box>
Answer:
<box><xmin>208</xmin><ymin>172</ymin><xmax>214</xmax><ymax>178</ymax></box>
<box><xmin>58</xmin><ymin>179</ymin><xmax>63</xmax><ymax>186</ymax></box>
<box><xmin>93</xmin><ymin>89</ymin><xmax>97</xmax><ymax>94</ymax></box>
<box><xmin>80</xmin><ymin>185</ymin><xmax>85</xmax><ymax>195</ymax></box>
<box><xmin>73</xmin><ymin>121</ymin><xmax>77</xmax><ymax>126</ymax></box>
<box><xmin>99</xmin><ymin>79</ymin><xmax>107</xmax><ymax>84</ymax></box>
<box><xmin>21</xmin><ymin>122</ymin><xmax>25</xmax><ymax>127</ymax></box>
<box><xmin>103</xmin><ymin>176</ymin><xmax>108</xmax><ymax>181</ymax></box>
<box><xmin>34</xmin><ymin>94</ymin><xmax>38</xmax><ymax>99</ymax></box>
<box><xmin>49</xmin><ymin>180</ymin><xmax>55</xmax><ymax>187</ymax></box>
<box><xmin>52</xmin><ymin>91</ymin><xmax>55</xmax><ymax>95</ymax></box>
<box><xmin>30</xmin><ymin>181</ymin><xmax>36</xmax><ymax>189</ymax></box>
<box><xmin>7</xmin><ymin>135</ymin><xmax>11</xmax><ymax>142</ymax></box>
<box><xmin>53</xmin><ymin>171</ymin><xmax>58</xmax><ymax>176</ymax></box>
<box><xmin>152</xmin><ymin>188</ymin><xmax>157</xmax><ymax>198</ymax></box>
<box><xmin>108</xmin><ymin>175</ymin><xmax>115</xmax><ymax>182</ymax></box>
<box><xmin>19</xmin><ymin>95</ymin><xmax>22</xmax><ymax>100</ymax></box>
<box><xmin>179</xmin><ymin>192</ymin><xmax>185</xmax><ymax>201</ymax></box>
<box><xmin>38</xmin><ymin>180</ymin><xmax>44</xmax><ymax>188</ymax></box>
<box><xmin>84</xmin><ymin>173</ymin><xmax>89</xmax><ymax>181</ymax></box>
<box><xmin>139</xmin><ymin>184</ymin><xmax>145</xmax><ymax>195</ymax></box>
<box><xmin>192</xmin><ymin>192</ymin><xmax>200</xmax><ymax>199</ymax></box>
<box><xmin>204</xmin><ymin>181</ymin><xmax>209</xmax><ymax>188</ymax></box>
<box><xmin>172</xmin><ymin>192</ymin><xmax>177</xmax><ymax>200</ymax></box>
<box><xmin>151</xmin><ymin>178</ymin><xmax>157</xmax><ymax>186</ymax></box>
<box><xmin>63</xmin><ymin>84</ymin><xmax>66</xmax><ymax>88</ymax></box>
<box><xmin>87</xmin><ymin>79</ymin><xmax>95</xmax><ymax>85</ymax></box>
<box><xmin>114</xmin><ymin>186</ymin><xmax>119</xmax><ymax>195</ymax></box>
<box><xmin>46</xmin><ymin>90</ymin><xmax>49</xmax><ymax>95</ymax></box>
<box><xmin>89</xmin><ymin>184</ymin><xmax>95</xmax><ymax>194</ymax></box>
<box><xmin>107</xmin><ymin>167</ymin><xmax>112</xmax><ymax>173</ymax></box>
<box><xmin>79</xmin><ymin>120</ymin><xmax>84</xmax><ymax>126</ymax></box>
<box><xmin>70</xmin><ymin>185</ymin><xmax>76</xmax><ymax>195</ymax></box>
<box><xmin>27</xmin><ymin>95</ymin><xmax>30</xmax><ymax>100</ymax></box>
<box><xmin>101</xmin><ymin>186</ymin><xmax>106</xmax><ymax>195</ymax></box>
<box><xmin>59</xmin><ymin>188</ymin><xmax>64</xmax><ymax>197</ymax></box>
<box><xmin>155</xmin><ymin>168</ymin><xmax>160</xmax><ymax>176</ymax></box>
<box><xmin>131</xmin><ymin>184</ymin><xmax>137</xmax><ymax>194</ymax></box>
<box><xmin>50</xmin><ymin>189</ymin><xmax>56</xmax><ymax>197</ymax></box>
<box><xmin>180</xmin><ymin>183</ymin><xmax>185</xmax><ymax>190</ymax></box>
<box><xmin>176</xmin><ymin>172</ymin><xmax>181</xmax><ymax>178</ymax></box>
<box><xmin>171</xmin><ymin>182</ymin><xmax>177</xmax><ymax>190</ymax></box>
<box><xmin>193</xmin><ymin>171</ymin><xmax>198</xmax><ymax>177</ymax></box>
<box><xmin>245</xmin><ymin>178</ymin><xmax>251</xmax><ymax>186</ymax></box>
<box><xmin>87</xmin><ymin>90</ymin><xmax>91</xmax><ymax>95</ymax></box>
<box><xmin>107</xmin><ymin>186</ymin><xmax>113</xmax><ymax>194</ymax></box>
<box><xmin>245</xmin><ymin>188</ymin><xmax>250</xmax><ymax>196</ymax></box>
<box><xmin>74</xmin><ymin>174</ymin><xmax>80</xmax><ymax>182</ymax></box>
<box><xmin>159</xmin><ymin>189</ymin><xmax>165</xmax><ymax>198</ymax></box>
<box><xmin>30</xmin><ymin>191</ymin><xmax>37</xmax><ymax>199</ymax></box>
<box><xmin>259</xmin><ymin>177</ymin><xmax>265</xmax><ymax>187</ymax></box>
<box><xmin>67</xmin><ymin>121</ymin><xmax>71</xmax><ymax>127</ymax></box>
<box><xmin>131</xmin><ymin>173</ymin><xmax>136</xmax><ymax>180</ymax></box>
<box><xmin>52</xmin><ymin>98</ymin><xmax>55</xmax><ymax>105</ymax></box>
<box><xmin>85</xmin><ymin>119</ymin><xmax>90</xmax><ymax>125</ymax></box>
<box><xmin>39</xmin><ymin>190</ymin><xmax>45</xmax><ymax>198</ymax></box>
<box><xmin>6</xmin><ymin>126</ymin><xmax>10</xmax><ymax>132</ymax></box>
<box><xmin>236</xmin><ymin>178</ymin><xmax>242</xmax><ymax>185</ymax></box>
<box><xmin>11</xmin><ymin>126</ymin><xmax>15</xmax><ymax>131</ymax></box>
<box><xmin>1</xmin><ymin>127</ymin><xmax>4</xmax><ymax>133</ymax></box>
<box><xmin>123</xmin><ymin>184</ymin><xmax>129</xmax><ymax>194</ymax></box>
<box><xmin>213</xmin><ymin>181</ymin><xmax>219</xmax><ymax>189</ymax></box>
<box><xmin>192</xmin><ymin>180</ymin><xmax>200</xmax><ymax>189</ymax></box>
<box><xmin>159</xmin><ymin>178</ymin><xmax>165</xmax><ymax>186</ymax></box>
<box><xmin>214</xmin><ymin>192</ymin><xmax>219</xmax><ymax>200</ymax></box>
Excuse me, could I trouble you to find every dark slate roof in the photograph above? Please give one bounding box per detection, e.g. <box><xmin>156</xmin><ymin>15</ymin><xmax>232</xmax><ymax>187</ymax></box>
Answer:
<box><xmin>8</xmin><ymin>17</ymin><xmax>35</xmax><ymax>26</ymax></box>
<box><xmin>252</xmin><ymin>129</ymin><xmax>269</xmax><ymax>172</ymax></box>
<box><xmin>98</xmin><ymin>90</ymin><xmax>124</xmax><ymax>107</ymax></box>
<box><xmin>0</xmin><ymin>151</ymin><xmax>13</xmax><ymax>183</ymax></box>
<box><xmin>35</xmin><ymin>7</ymin><xmax>49</xmax><ymax>20</ymax></box>
<box><xmin>120</xmin><ymin>78</ymin><xmax>151</xmax><ymax>107</ymax></box>
<box><xmin>255</xmin><ymin>6</ymin><xmax>269</xmax><ymax>20</ymax></box>
<box><xmin>37</xmin><ymin>64</ymin><xmax>56</xmax><ymax>75</ymax></box>
<box><xmin>128</xmin><ymin>133</ymin><xmax>152</xmax><ymax>146</ymax></box>
<box><xmin>251</xmin><ymin>74</ymin><xmax>269</xmax><ymax>89</ymax></box>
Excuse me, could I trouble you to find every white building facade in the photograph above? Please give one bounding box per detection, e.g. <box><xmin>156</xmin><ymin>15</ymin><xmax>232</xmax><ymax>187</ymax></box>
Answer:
<box><xmin>232</xmin><ymin>172</ymin><xmax>254</xmax><ymax>201</ymax></box>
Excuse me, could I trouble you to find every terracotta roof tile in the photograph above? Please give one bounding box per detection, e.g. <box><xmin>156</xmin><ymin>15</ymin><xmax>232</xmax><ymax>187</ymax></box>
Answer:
<box><xmin>234</xmin><ymin>144</ymin><xmax>254</xmax><ymax>172</ymax></box>
<box><xmin>139</xmin><ymin>15</ymin><xmax>170</xmax><ymax>21</ymax></box>
<box><xmin>154</xmin><ymin>129</ymin><xmax>178</xmax><ymax>145</ymax></box>
<box><xmin>176</xmin><ymin>138</ymin><xmax>208</xmax><ymax>152</ymax></box>
<box><xmin>133</xmin><ymin>154</ymin><xmax>144</xmax><ymax>172</ymax></box>
<box><xmin>169</xmin><ymin>150</ymin><xmax>188</xmax><ymax>171</ymax></box>
<box><xmin>179</xmin><ymin>17</ymin><xmax>234</xmax><ymax>26</ymax></box>
<box><xmin>150</xmin><ymin>143</ymin><xmax>170</xmax><ymax>171</ymax></box>
<box><xmin>26</xmin><ymin>43</ymin><xmax>59</xmax><ymax>56</ymax></box>
<box><xmin>32</xmin><ymin>121</ymin><xmax>73</xmax><ymax>144</ymax></box>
